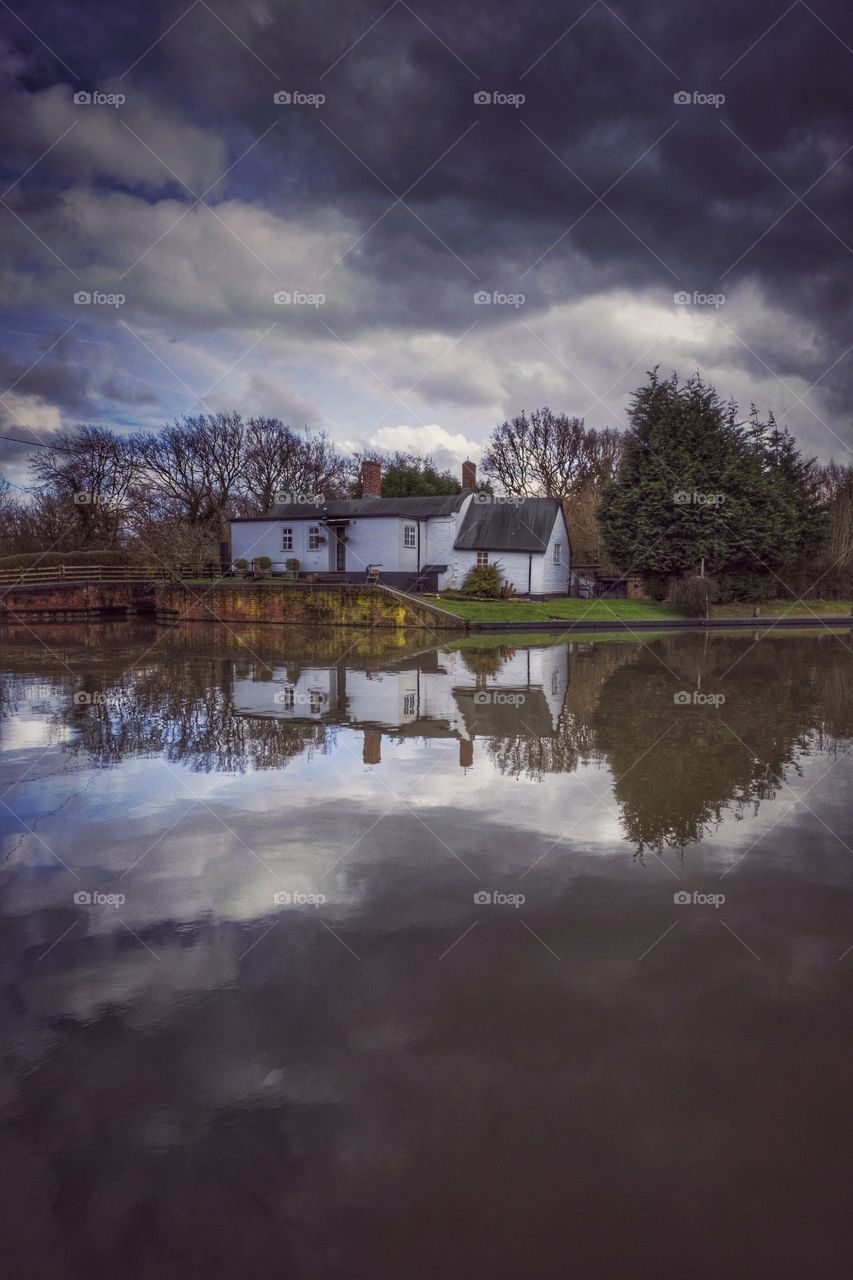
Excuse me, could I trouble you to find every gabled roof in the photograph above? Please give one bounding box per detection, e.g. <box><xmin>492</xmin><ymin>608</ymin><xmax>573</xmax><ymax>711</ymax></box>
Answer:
<box><xmin>453</xmin><ymin>496</ymin><xmax>562</xmax><ymax>552</ymax></box>
<box><xmin>231</xmin><ymin>494</ymin><xmax>467</xmax><ymax>522</ymax></box>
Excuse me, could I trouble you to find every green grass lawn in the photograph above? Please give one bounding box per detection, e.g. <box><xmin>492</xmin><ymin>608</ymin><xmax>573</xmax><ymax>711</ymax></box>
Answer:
<box><xmin>433</xmin><ymin>595</ymin><xmax>853</xmax><ymax>623</ymax></box>
<box><xmin>709</xmin><ymin>599</ymin><xmax>853</xmax><ymax>618</ymax></box>
<box><xmin>433</xmin><ymin>596</ymin><xmax>684</xmax><ymax>622</ymax></box>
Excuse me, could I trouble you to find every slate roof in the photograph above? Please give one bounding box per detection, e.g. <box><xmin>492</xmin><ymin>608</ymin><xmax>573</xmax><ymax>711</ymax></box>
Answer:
<box><xmin>453</xmin><ymin>497</ymin><xmax>561</xmax><ymax>552</ymax></box>
<box><xmin>231</xmin><ymin>495</ymin><xmax>467</xmax><ymax>521</ymax></box>
<box><xmin>231</xmin><ymin>493</ymin><xmax>564</xmax><ymax>555</ymax></box>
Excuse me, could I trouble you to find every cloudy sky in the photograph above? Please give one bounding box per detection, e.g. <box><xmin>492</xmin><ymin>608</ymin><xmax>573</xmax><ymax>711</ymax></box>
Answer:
<box><xmin>1</xmin><ymin>0</ymin><xmax>852</xmax><ymax>490</ymax></box>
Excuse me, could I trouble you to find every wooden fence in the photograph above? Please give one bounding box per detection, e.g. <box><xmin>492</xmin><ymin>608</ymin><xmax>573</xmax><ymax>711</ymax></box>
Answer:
<box><xmin>0</xmin><ymin>563</ymin><xmax>224</xmax><ymax>587</ymax></box>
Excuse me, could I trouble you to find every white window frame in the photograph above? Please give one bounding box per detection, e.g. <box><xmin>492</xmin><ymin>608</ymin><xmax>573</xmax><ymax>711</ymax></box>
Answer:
<box><xmin>476</xmin><ymin>550</ymin><xmax>489</xmax><ymax>567</ymax></box>
<box><xmin>553</xmin><ymin>542</ymin><xmax>561</xmax><ymax>565</ymax></box>
<box><xmin>403</xmin><ymin>524</ymin><xmax>417</xmax><ymax>548</ymax></box>
<box><xmin>282</xmin><ymin>527</ymin><xmax>293</xmax><ymax>551</ymax></box>
<box><xmin>403</xmin><ymin>692</ymin><xmax>416</xmax><ymax>717</ymax></box>
<box><xmin>308</xmin><ymin>526</ymin><xmax>322</xmax><ymax>551</ymax></box>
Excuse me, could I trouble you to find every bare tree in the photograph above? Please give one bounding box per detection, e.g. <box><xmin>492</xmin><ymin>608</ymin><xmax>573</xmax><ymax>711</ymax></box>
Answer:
<box><xmin>239</xmin><ymin>418</ymin><xmax>305</xmax><ymax>512</ymax></box>
<box><xmin>133</xmin><ymin>414</ymin><xmax>244</xmax><ymax>535</ymax></box>
<box><xmin>28</xmin><ymin>426</ymin><xmax>136</xmax><ymax>547</ymax></box>
<box><xmin>481</xmin><ymin>408</ymin><xmax>622</xmax><ymax>497</ymax></box>
<box><xmin>296</xmin><ymin>429</ymin><xmax>349</xmax><ymax>501</ymax></box>
<box><xmin>238</xmin><ymin>420</ymin><xmax>348</xmax><ymax>512</ymax></box>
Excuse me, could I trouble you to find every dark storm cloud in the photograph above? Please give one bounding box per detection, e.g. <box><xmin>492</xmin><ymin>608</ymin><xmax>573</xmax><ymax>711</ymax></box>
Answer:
<box><xmin>0</xmin><ymin>343</ymin><xmax>95</xmax><ymax>416</ymax></box>
<box><xmin>1</xmin><ymin>0</ymin><xmax>852</xmax><ymax>443</ymax></box>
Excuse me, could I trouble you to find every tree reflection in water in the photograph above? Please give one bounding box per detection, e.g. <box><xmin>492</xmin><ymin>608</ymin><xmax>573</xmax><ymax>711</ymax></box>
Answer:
<box><xmin>2</xmin><ymin>621</ymin><xmax>851</xmax><ymax>858</ymax></box>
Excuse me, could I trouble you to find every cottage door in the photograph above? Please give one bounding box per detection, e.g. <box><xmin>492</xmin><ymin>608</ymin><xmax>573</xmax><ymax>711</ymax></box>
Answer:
<box><xmin>336</xmin><ymin>533</ymin><xmax>346</xmax><ymax>571</ymax></box>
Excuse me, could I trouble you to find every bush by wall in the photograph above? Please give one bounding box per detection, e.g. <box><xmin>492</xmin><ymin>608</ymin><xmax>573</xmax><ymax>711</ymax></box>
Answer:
<box><xmin>459</xmin><ymin>563</ymin><xmax>504</xmax><ymax>598</ymax></box>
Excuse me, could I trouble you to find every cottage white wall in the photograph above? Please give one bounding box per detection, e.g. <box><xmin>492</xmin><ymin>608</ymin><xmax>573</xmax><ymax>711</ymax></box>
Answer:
<box><xmin>426</xmin><ymin>497</ymin><xmax>474</xmax><ymax>586</ymax></box>
<box><xmin>335</xmin><ymin>517</ymin><xmax>403</xmax><ymax>574</ymax></box>
<box><xmin>231</xmin><ymin>520</ymin><xmax>288</xmax><ymax>567</ymax></box>
<box><xmin>231</xmin><ymin>519</ymin><xmax>329</xmax><ymax>572</ymax></box>
<box><xmin>445</xmin><ymin>549</ymin><xmax>534</xmax><ymax>594</ymax></box>
<box><xmin>531</xmin><ymin>510</ymin><xmax>571</xmax><ymax>595</ymax></box>
<box><xmin>422</xmin><ymin>514</ymin><xmax>457</xmax><ymax>569</ymax></box>
<box><xmin>345</xmin><ymin>670</ymin><xmax>419</xmax><ymax>724</ymax></box>
<box><xmin>232</xmin><ymin>516</ymin><xmax>417</xmax><ymax>573</ymax></box>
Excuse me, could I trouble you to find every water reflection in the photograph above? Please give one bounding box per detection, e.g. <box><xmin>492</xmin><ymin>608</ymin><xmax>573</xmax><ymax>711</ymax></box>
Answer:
<box><xmin>2</xmin><ymin>623</ymin><xmax>853</xmax><ymax>1278</ymax></box>
<box><xmin>2</xmin><ymin>623</ymin><xmax>851</xmax><ymax>859</ymax></box>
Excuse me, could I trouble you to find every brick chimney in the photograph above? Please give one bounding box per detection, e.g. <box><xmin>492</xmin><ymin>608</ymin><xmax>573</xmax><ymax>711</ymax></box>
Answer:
<box><xmin>361</xmin><ymin>459</ymin><xmax>381</xmax><ymax>498</ymax></box>
<box><xmin>459</xmin><ymin>738</ymin><xmax>474</xmax><ymax>769</ymax></box>
<box><xmin>461</xmin><ymin>459</ymin><xmax>476</xmax><ymax>491</ymax></box>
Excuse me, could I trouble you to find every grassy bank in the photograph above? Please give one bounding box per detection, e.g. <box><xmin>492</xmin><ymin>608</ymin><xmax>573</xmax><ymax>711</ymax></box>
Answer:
<box><xmin>433</xmin><ymin>597</ymin><xmax>682</xmax><ymax>622</ymax></box>
<box><xmin>433</xmin><ymin>595</ymin><xmax>853</xmax><ymax>623</ymax></box>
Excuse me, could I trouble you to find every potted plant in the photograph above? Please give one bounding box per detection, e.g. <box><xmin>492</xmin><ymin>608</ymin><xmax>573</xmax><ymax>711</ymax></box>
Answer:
<box><xmin>254</xmin><ymin>555</ymin><xmax>272</xmax><ymax>578</ymax></box>
<box><xmin>233</xmin><ymin>557</ymin><xmax>248</xmax><ymax>577</ymax></box>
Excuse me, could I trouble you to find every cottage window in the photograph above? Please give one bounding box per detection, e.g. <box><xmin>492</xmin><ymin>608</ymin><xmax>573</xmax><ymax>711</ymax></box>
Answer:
<box><xmin>281</xmin><ymin>687</ymin><xmax>295</xmax><ymax>710</ymax></box>
<box><xmin>282</xmin><ymin>527</ymin><xmax>293</xmax><ymax>551</ymax></box>
<box><xmin>553</xmin><ymin>542</ymin><xmax>561</xmax><ymax>564</ymax></box>
<box><xmin>403</xmin><ymin>693</ymin><xmax>416</xmax><ymax>717</ymax></box>
<box><xmin>404</xmin><ymin>524</ymin><xmax>417</xmax><ymax>548</ymax></box>
<box><xmin>308</xmin><ymin>526</ymin><xmax>322</xmax><ymax>550</ymax></box>
<box><xmin>476</xmin><ymin>550</ymin><xmax>489</xmax><ymax>567</ymax></box>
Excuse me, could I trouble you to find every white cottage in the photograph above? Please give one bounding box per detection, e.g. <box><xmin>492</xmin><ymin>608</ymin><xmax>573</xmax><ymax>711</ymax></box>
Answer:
<box><xmin>230</xmin><ymin>461</ymin><xmax>571</xmax><ymax>597</ymax></box>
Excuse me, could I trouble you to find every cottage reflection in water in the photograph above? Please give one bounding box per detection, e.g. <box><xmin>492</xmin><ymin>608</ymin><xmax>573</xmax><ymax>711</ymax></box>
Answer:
<box><xmin>231</xmin><ymin>645</ymin><xmax>569</xmax><ymax>767</ymax></box>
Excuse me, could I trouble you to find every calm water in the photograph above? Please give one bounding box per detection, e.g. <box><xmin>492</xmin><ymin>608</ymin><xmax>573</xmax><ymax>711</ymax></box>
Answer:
<box><xmin>1</xmin><ymin>621</ymin><xmax>853</xmax><ymax>1279</ymax></box>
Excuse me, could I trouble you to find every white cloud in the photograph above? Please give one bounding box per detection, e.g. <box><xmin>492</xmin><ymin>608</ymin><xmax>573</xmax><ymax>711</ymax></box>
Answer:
<box><xmin>365</xmin><ymin>423</ymin><xmax>481</xmax><ymax>470</ymax></box>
